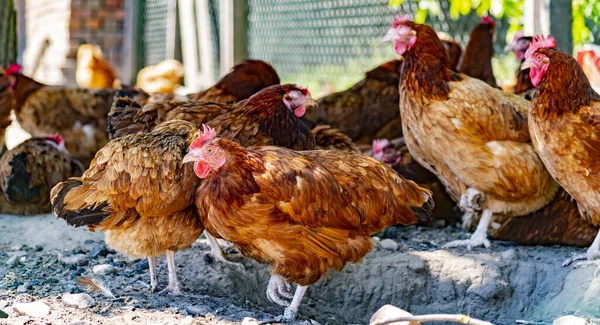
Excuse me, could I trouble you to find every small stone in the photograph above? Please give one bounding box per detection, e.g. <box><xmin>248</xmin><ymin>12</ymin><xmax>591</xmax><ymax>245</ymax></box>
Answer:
<box><xmin>88</xmin><ymin>244</ymin><xmax>108</xmax><ymax>258</ymax></box>
<box><xmin>71</xmin><ymin>268</ymin><xmax>86</xmax><ymax>279</ymax></box>
<box><xmin>10</xmin><ymin>244</ymin><xmax>23</xmax><ymax>251</ymax></box>
<box><xmin>110</xmin><ymin>261</ymin><xmax>125</xmax><ymax>268</ymax></box>
<box><xmin>70</xmin><ymin>320</ymin><xmax>84</xmax><ymax>325</ymax></box>
<box><xmin>242</xmin><ymin>317</ymin><xmax>259</xmax><ymax>325</ymax></box>
<box><xmin>553</xmin><ymin>316</ymin><xmax>588</xmax><ymax>325</ymax></box>
<box><xmin>83</xmin><ymin>239</ymin><xmax>96</xmax><ymax>245</ymax></box>
<box><xmin>135</xmin><ymin>259</ymin><xmax>149</xmax><ymax>271</ymax></box>
<box><xmin>379</xmin><ymin>239</ymin><xmax>399</xmax><ymax>251</ymax></box>
<box><xmin>34</xmin><ymin>245</ymin><xmax>43</xmax><ymax>252</ymax></box>
<box><xmin>370</xmin><ymin>305</ymin><xmax>420</xmax><ymax>325</ymax></box>
<box><xmin>186</xmin><ymin>305</ymin><xmax>211</xmax><ymax>317</ymax></box>
<box><xmin>500</xmin><ymin>249</ymin><xmax>519</xmax><ymax>260</ymax></box>
<box><xmin>93</xmin><ymin>264</ymin><xmax>116</xmax><ymax>275</ymax></box>
<box><xmin>62</xmin><ymin>293</ymin><xmax>95</xmax><ymax>309</ymax></box>
<box><xmin>0</xmin><ymin>309</ymin><xmax>7</xmax><ymax>318</ymax></box>
<box><xmin>372</xmin><ymin>236</ymin><xmax>381</xmax><ymax>242</ymax></box>
<box><xmin>61</xmin><ymin>254</ymin><xmax>89</xmax><ymax>267</ymax></box>
<box><xmin>5</xmin><ymin>255</ymin><xmax>19</xmax><ymax>266</ymax></box>
<box><xmin>16</xmin><ymin>284</ymin><xmax>28</xmax><ymax>294</ymax></box>
<box><xmin>12</xmin><ymin>301</ymin><xmax>51</xmax><ymax>318</ymax></box>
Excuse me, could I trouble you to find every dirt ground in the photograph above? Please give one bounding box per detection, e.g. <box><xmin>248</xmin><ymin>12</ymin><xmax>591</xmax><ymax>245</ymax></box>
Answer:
<box><xmin>1</xmin><ymin>213</ymin><xmax>599</xmax><ymax>325</ymax></box>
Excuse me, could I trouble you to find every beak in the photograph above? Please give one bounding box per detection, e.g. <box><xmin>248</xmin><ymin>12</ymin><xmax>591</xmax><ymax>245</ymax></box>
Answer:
<box><xmin>305</xmin><ymin>98</ymin><xmax>317</xmax><ymax>108</ymax></box>
<box><xmin>182</xmin><ymin>151</ymin><xmax>200</xmax><ymax>164</ymax></box>
<box><xmin>381</xmin><ymin>29</ymin><xmax>395</xmax><ymax>43</ymax></box>
<box><xmin>520</xmin><ymin>59</ymin><xmax>532</xmax><ymax>70</ymax></box>
<box><xmin>504</xmin><ymin>43</ymin><xmax>514</xmax><ymax>52</ymax></box>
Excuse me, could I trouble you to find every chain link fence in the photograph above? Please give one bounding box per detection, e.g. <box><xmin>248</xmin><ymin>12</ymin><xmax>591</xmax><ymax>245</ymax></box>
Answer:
<box><xmin>247</xmin><ymin>0</ymin><xmax>510</xmax><ymax>96</ymax></box>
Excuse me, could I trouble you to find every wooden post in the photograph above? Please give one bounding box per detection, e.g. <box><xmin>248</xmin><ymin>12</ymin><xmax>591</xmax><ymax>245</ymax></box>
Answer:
<box><xmin>220</xmin><ymin>0</ymin><xmax>248</xmax><ymax>76</ymax></box>
<box><xmin>549</xmin><ymin>0</ymin><xmax>573</xmax><ymax>53</ymax></box>
<box><xmin>524</xmin><ymin>0</ymin><xmax>573</xmax><ymax>54</ymax></box>
<box><xmin>0</xmin><ymin>0</ymin><xmax>17</xmax><ymax>67</ymax></box>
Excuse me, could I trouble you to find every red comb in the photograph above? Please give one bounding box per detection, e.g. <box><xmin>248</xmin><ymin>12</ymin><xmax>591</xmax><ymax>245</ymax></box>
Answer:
<box><xmin>482</xmin><ymin>14</ymin><xmax>495</xmax><ymax>27</ymax></box>
<box><xmin>392</xmin><ymin>14</ymin><xmax>412</xmax><ymax>27</ymax></box>
<box><xmin>296</xmin><ymin>85</ymin><xmax>310</xmax><ymax>95</ymax></box>
<box><xmin>524</xmin><ymin>35</ymin><xmax>556</xmax><ymax>60</ymax></box>
<box><xmin>190</xmin><ymin>124</ymin><xmax>217</xmax><ymax>149</ymax></box>
<box><xmin>46</xmin><ymin>134</ymin><xmax>64</xmax><ymax>145</ymax></box>
<box><xmin>5</xmin><ymin>63</ymin><xmax>21</xmax><ymax>76</ymax></box>
<box><xmin>372</xmin><ymin>139</ymin><xmax>390</xmax><ymax>153</ymax></box>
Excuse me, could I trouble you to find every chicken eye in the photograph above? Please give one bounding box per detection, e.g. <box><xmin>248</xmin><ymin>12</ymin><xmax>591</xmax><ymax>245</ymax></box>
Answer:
<box><xmin>206</xmin><ymin>148</ymin><xmax>213</xmax><ymax>153</ymax></box>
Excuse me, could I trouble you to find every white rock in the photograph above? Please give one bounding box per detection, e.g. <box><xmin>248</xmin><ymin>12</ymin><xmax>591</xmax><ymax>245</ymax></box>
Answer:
<box><xmin>379</xmin><ymin>239</ymin><xmax>399</xmax><ymax>251</ymax></box>
<box><xmin>370</xmin><ymin>305</ymin><xmax>420</xmax><ymax>325</ymax></box>
<box><xmin>92</xmin><ymin>264</ymin><xmax>116</xmax><ymax>275</ymax></box>
<box><xmin>12</xmin><ymin>301</ymin><xmax>51</xmax><ymax>318</ymax></box>
<box><xmin>500</xmin><ymin>249</ymin><xmax>519</xmax><ymax>260</ymax></box>
<box><xmin>62</xmin><ymin>293</ymin><xmax>95</xmax><ymax>309</ymax></box>
<box><xmin>241</xmin><ymin>317</ymin><xmax>259</xmax><ymax>325</ymax></box>
<box><xmin>553</xmin><ymin>316</ymin><xmax>588</xmax><ymax>325</ymax></box>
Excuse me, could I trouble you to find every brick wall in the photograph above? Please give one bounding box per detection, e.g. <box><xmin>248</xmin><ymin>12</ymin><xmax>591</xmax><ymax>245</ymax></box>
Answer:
<box><xmin>20</xmin><ymin>0</ymin><xmax>127</xmax><ymax>86</ymax></box>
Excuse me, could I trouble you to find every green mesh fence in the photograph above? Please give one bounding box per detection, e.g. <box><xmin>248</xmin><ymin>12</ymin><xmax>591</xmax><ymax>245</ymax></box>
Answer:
<box><xmin>247</xmin><ymin>0</ymin><xmax>510</xmax><ymax>97</ymax></box>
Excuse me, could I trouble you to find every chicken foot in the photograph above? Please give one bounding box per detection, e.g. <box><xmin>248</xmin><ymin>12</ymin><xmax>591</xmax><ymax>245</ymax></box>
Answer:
<box><xmin>204</xmin><ymin>231</ymin><xmax>244</xmax><ymax>269</ymax></box>
<box><xmin>148</xmin><ymin>256</ymin><xmax>158</xmax><ymax>293</ymax></box>
<box><xmin>159</xmin><ymin>250</ymin><xmax>182</xmax><ymax>295</ymax></box>
<box><xmin>443</xmin><ymin>209</ymin><xmax>493</xmax><ymax>250</ymax></box>
<box><xmin>563</xmin><ymin>230</ymin><xmax>600</xmax><ymax>267</ymax></box>
<box><xmin>266</xmin><ymin>274</ymin><xmax>295</xmax><ymax>306</ymax></box>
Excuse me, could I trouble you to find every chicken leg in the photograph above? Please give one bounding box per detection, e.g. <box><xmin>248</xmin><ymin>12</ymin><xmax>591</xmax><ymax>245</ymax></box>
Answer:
<box><xmin>159</xmin><ymin>250</ymin><xmax>182</xmax><ymax>295</ymax></box>
<box><xmin>204</xmin><ymin>231</ymin><xmax>244</xmax><ymax>269</ymax></box>
<box><xmin>148</xmin><ymin>256</ymin><xmax>158</xmax><ymax>293</ymax></box>
<box><xmin>283</xmin><ymin>285</ymin><xmax>308</xmax><ymax>321</ymax></box>
<box><xmin>563</xmin><ymin>231</ymin><xmax>600</xmax><ymax>267</ymax></box>
<box><xmin>444</xmin><ymin>209</ymin><xmax>493</xmax><ymax>249</ymax></box>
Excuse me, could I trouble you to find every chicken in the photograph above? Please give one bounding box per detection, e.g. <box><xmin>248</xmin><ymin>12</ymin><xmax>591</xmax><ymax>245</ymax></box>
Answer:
<box><xmin>491</xmin><ymin>189</ymin><xmax>599</xmax><ymax>247</ymax></box>
<box><xmin>51</xmin><ymin>120</ymin><xmax>203</xmax><ymax>294</ymax></box>
<box><xmin>76</xmin><ymin>44</ymin><xmax>119</xmax><ymax>89</ymax></box>
<box><xmin>523</xmin><ymin>35</ymin><xmax>600</xmax><ymax>265</ymax></box>
<box><xmin>457</xmin><ymin>14</ymin><xmax>499</xmax><ymax>88</ymax></box>
<box><xmin>136</xmin><ymin>59</ymin><xmax>185</xmax><ymax>95</ymax></box>
<box><xmin>505</xmin><ymin>32</ymin><xmax>536</xmax><ymax>99</ymax></box>
<box><xmin>108</xmin><ymin>99</ymin><xmax>233</xmax><ymax>140</ymax></box>
<box><xmin>383</xmin><ymin>15</ymin><xmax>558</xmax><ymax>249</ymax></box>
<box><xmin>190</xmin><ymin>59</ymin><xmax>280</xmax><ymax>104</ymax></box>
<box><xmin>371</xmin><ymin>138</ymin><xmax>461</xmax><ymax>227</ymax></box>
<box><xmin>0</xmin><ymin>67</ymin><xmax>14</xmax><ymax>147</ymax></box>
<box><xmin>3</xmin><ymin>64</ymin><xmax>149</xmax><ymax>167</ymax></box>
<box><xmin>108</xmin><ymin>84</ymin><xmax>316</xmax><ymax>151</ymax></box>
<box><xmin>0</xmin><ymin>135</ymin><xmax>83</xmax><ymax>215</ymax></box>
<box><xmin>311</xmin><ymin>125</ymin><xmax>359</xmax><ymax>152</ymax></box>
<box><xmin>303</xmin><ymin>60</ymin><xmax>403</xmax><ymax>144</ymax></box>
<box><xmin>184</xmin><ymin>125</ymin><xmax>434</xmax><ymax>321</ymax></box>
<box><xmin>438</xmin><ymin>34</ymin><xmax>463</xmax><ymax>70</ymax></box>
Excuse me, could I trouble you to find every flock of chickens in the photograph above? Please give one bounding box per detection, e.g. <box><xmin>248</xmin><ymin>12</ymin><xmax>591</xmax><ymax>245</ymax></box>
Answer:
<box><xmin>0</xmin><ymin>13</ymin><xmax>598</xmax><ymax>321</ymax></box>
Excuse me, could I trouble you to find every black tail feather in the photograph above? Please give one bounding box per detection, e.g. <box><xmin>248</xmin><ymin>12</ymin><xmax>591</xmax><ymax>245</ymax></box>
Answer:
<box><xmin>4</xmin><ymin>153</ymin><xmax>42</xmax><ymax>204</ymax></box>
<box><xmin>51</xmin><ymin>179</ymin><xmax>110</xmax><ymax>227</ymax></box>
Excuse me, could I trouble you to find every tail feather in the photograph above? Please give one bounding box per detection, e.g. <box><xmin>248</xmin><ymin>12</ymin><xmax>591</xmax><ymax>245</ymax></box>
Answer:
<box><xmin>51</xmin><ymin>179</ymin><xmax>110</xmax><ymax>228</ymax></box>
<box><xmin>107</xmin><ymin>95</ymin><xmax>147</xmax><ymax>139</ymax></box>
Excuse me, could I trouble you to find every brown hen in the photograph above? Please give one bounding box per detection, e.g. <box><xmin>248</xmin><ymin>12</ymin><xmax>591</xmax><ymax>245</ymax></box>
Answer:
<box><xmin>0</xmin><ymin>135</ymin><xmax>83</xmax><ymax>215</ymax></box>
<box><xmin>384</xmin><ymin>16</ymin><xmax>558</xmax><ymax>250</ymax></box>
<box><xmin>457</xmin><ymin>15</ymin><xmax>499</xmax><ymax>88</ymax></box>
<box><xmin>303</xmin><ymin>60</ymin><xmax>403</xmax><ymax>144</ymax></box>
<box><xmin>51</xmin><ymin>120</ymin><xmax>202</xmax><ymax>294</ymax></box>
<box><xmin>185</xmin><ymin>126</ymin><xmax>433</xmax><ymax>321</ymax></box>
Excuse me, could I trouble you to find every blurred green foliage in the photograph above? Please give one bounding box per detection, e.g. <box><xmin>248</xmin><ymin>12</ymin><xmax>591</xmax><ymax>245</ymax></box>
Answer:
<box><xmin>389</xmin><ymin>0</ymin><xmax>600</xmax><ymax>46</ymax></box>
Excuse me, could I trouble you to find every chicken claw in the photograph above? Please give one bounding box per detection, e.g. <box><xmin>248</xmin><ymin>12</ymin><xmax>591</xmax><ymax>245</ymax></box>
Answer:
<box><xmin>460</xmin><ymin>188</ymin><xmax>485</xmax><ymax>212</ymax></box>
<box><xmin>444</xmin><ymin>209</ymin><xmax>493</xmax><ymax>250</ymax></box>
<box><xmin>266</xmin><ymin>275</ymin><xmax>294</xmax><ymax>306</ymax></box>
